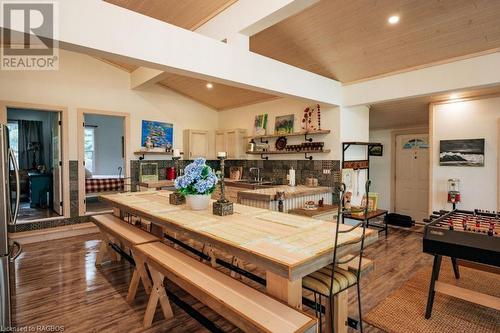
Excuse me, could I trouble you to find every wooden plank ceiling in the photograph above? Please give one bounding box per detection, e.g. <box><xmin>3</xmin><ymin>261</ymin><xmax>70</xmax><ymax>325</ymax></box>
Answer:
<box><xmin>101</xmin><ymin>0</ymin><xmax>278</xmax><ymax>110</ymax></box>
<box><xmin>250</xmin><ymin>0</ymin><xmax>500</xmax><ymax>83</ymax></box>
<box><xmin>157</xmin><ymin>74</ymin><xmax>277</xmax><ymax>110</ymax></box>
<box><xmin>104</xmin><ymin>0</ymin><xmax>237</xmax><ymax>30</ymax></box>
<box><xmin>370</xmin><ymin>85</ymin><xmax>500</xmax><ymax>130</ymax></box>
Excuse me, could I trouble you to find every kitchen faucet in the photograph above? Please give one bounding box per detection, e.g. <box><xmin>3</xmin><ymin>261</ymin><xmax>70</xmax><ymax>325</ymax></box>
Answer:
<box><xmin>249</xmin><ymin>167</ymin><xmax>262</xmax><ymax>182</ymax></box>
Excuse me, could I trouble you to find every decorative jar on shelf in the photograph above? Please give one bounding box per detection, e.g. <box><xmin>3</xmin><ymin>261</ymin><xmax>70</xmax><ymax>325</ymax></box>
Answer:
<box><xmin>186</xmin><ymin>194</ymin><xmax>211</xmax><ymax>211</ymax></box>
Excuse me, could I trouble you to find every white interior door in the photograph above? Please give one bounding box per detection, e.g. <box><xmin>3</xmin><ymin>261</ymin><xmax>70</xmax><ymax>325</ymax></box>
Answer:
<box><xmin>395</xmin><ymin>134</ymin><xmax>429</xmax><ymax>222</ymax></box>
<box><xmin>52</xmin><ymin>113</ymin><xmax>62</xmax><ymax>215</ymax></box>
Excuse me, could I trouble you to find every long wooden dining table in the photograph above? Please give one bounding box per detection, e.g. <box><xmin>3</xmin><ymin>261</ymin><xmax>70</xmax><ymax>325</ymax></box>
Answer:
<box><xmin>100</xmin><ymin>191</ymin><xmax>378</xmax><ymax>333</ymax></box>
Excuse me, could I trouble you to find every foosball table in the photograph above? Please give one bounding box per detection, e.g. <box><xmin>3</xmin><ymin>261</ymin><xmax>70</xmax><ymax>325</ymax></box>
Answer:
<box><xmin>423</xmin><ymin>209</ymin><xmax>500</xmax><ymax>318</ymax></box>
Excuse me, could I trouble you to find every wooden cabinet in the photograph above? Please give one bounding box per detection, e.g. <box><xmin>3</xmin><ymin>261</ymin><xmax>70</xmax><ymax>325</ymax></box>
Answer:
<box><xmin>214</xmin><ymin>129</ymin><xmax>247</xmax><ymax>159</ymax></box>
<box><xmin>215</xmin><ymin>131</ymin><xmax>226</xmax><ymax>155</ymax></box>
<box><xmin>184</xmin><ymin>129</ymin><xmax>209</xmax><ymax>159</ymax></box>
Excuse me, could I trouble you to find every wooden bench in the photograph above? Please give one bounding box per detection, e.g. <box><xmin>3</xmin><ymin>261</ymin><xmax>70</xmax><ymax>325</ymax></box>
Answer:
<box><xmin>134</xmin><ymin>242</ymin><xmax>318</xmax><ymax>332</ymax></box>
<box><xmin>92</xmin><ymin>214</ymin><xmax>159</xmax><ymax>303</ymax></box>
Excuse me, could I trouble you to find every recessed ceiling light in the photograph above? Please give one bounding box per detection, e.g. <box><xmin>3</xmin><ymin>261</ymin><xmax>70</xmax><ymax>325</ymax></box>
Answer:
<box><xmin>388</xmin><ymin>15</ymin><xmax>400</xmax><ymax>25</ymax></box>
<box><xmin>449</xmin><ymin>93</ymin><xmax>459</xmax><ymax>99</ymax></box>
<box><xmin>206</xmin><ymin>83</ymin><xmax>213</xmax><ymax>89</ymax></box>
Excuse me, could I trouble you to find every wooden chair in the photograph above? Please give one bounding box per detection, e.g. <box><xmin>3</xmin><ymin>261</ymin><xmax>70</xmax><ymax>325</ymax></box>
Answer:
<box><xmin>302</xmin><ymin>181</ymin><xmax>371</xmax><ymax>333</ymax></box>
<box><xmin>134</xmin><ymin>241</ymin><xmax>318</xmax><ymax>332</ymax></box>
<box><xmin>92</xmin><ymin>214</ymin><xmax>159</xmax><ymax>303</ymax></box>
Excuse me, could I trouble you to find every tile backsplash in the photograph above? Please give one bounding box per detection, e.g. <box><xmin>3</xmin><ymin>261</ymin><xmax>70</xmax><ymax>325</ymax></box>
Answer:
<box><xmin>130</xmin><ymin>159</ymin><xmax>341</xmax><ymax>191</ymax></box>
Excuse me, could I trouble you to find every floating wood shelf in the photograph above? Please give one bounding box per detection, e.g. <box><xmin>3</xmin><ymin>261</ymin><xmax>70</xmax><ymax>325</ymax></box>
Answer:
<box><xmin>246</xmin><ymin>149</ymin><xmax>331</xmax><ymax>160</ymax></box>
<box><xmin>245</xmin><ymin>130</ymin><xmax>330</xmax><ymax>140</ymax></box>
<box><xmin>134</xmin><ymin>151</ymin><xmax>173</xmax><ymax>160</ymax></box>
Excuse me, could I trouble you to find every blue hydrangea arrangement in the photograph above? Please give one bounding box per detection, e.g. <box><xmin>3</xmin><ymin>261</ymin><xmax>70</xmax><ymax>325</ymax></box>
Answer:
<box><xmin>174</xmin><ymin>158</ymin><xmax>218</xmax><ymax>196</ymax></box>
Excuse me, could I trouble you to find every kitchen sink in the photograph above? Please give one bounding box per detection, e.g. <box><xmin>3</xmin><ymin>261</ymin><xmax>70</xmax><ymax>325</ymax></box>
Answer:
<box><xmin>233</xmin><ymin>179</ymin><xmax>274</xmax><ymax>185</ymax></box>
<box><xmin>225</xmin><ymin>179</ymin><xmax>275</xmax><ymax>189</ymax></box>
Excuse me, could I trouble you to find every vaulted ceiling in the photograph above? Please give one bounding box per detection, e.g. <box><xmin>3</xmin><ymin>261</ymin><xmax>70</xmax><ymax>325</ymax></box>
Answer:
<box><xmin>100</xmin><ymin>0</ymin><xmax>280</xmax><ymax>110</ymax></box>
<box><xmin>104</xmin><ymin>0</ymin><xmax>237</xmax><ymax>30</ymax></box>
<box><xmin>250</xmin><ymin>0</ymin><xmax>500</xmax><ymax>83</ymax></box>
<box><xmin>157</xmin><ymin>74</ymin><xmax>277</xmax><ymax>110</ymax></box>
<box><xmin>370</xmin><ymin>85</ymin><xmax>500</xmax><ymax>130</ymax></box>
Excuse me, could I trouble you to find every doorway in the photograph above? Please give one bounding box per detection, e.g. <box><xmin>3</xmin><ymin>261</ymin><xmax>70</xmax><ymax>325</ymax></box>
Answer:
<box><xmin>77</xmin><ymin>109</ymin><xmax>130</xmax><ymax>216</ymax></box>
<box><xmin>6</xmin><ymin>108</ymin><xmax>64</xmax><ymax>222</ymax></box>
<box><xmin>393</xmin><ymin>133</ymin><xmax>430</xmax><ymax>222</ymax></box>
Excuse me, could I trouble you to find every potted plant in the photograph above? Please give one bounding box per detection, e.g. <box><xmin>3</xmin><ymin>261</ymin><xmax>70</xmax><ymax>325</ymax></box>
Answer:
<box><xmin>174</xmin><ymin>158</ymin><xmax>218</xmax><ymax>210</ymax></box>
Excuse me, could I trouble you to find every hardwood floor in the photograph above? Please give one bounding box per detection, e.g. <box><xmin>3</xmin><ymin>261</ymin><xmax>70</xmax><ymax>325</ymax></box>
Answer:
<box><xmin>85</xmin><ymin>197</ymin><xmax>113</xmax><ymax>213</ymax></box>
<box><xmin>17</xmin><ymin>202</ymin><xmax>61</xmax><ymax>221</ymax></box>
<box><xmin>11</xmin><ymin>228</ymin><xmax>432</xmax><ymax>332</ymax></box>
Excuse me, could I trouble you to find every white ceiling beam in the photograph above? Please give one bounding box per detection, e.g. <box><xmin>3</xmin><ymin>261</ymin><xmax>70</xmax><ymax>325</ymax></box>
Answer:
<box><xmin>130</xmin><ymin>67</ymin><xmax>169</xmax><ymax>90</ymax></box>
<box><xmin>196</xmin><ymin>0</ymin><xmax>320</xmax><ymax>41</ymax></box>
<box><xmin>38</xmin><ymin>1</ymin><xmax>339</xmax><ymax>104</ymax></box>
<box><xmin>343</xmin><ymin>52</ymin><xmax>500</xmax><ymax>106</ymax></box>
<box><xmin>131</xmin><ymin>0</ymin><xmax>320</xmax><ymax>92</ymax></box>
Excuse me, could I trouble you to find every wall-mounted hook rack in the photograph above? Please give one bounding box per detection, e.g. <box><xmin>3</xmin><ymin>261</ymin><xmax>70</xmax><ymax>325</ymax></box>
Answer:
<box><xmin>304</xmin><ymin>133</ymin><xmax>313</xmax><ymax>142</ymax></box>
<box><xmin>260</xmin><ymin>153</ymin><xmax>269</xmax><ymax>160</ymax></box>
<box><xmin>138</xmin><ymin>154</ymin><xmax>145</xmax><ymax>161</ymax></box>
<box><xmin>304</xmin><ymin>153</ymin><xmax>313</xmax><ymax>160</ymax></box>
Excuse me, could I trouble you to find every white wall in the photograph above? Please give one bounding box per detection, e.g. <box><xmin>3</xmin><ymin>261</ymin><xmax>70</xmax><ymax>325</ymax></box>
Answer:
<box><xmin>432</xmin><ymin>96</ymin><xmax>500</xmax><ymax>211</ymax></box>
<box><xmin>84</xmin><ymin>114</ymin><xmax>124</xmax><ymax>175</ymax></box>
<box><xmin>369</xmin><ymin>129</ymin><xmax>392</xmax><ymax>210</ymax></box>
<box><xmin>218</xmin><ymin>98</ymin><xmax>341</xmax><ymax>160</ymax></box>
<box><xmin>0</xmin><ymin>50</ymin><xmax>219</xmax><ymax>161</ymax></box>
<box><xmin>340</xmin><ymin>105</ymin><xmax>370</xmax><ymax>204</ymax></box>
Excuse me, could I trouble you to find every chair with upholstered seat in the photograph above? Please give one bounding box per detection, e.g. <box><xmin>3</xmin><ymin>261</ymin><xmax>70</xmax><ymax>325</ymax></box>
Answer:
<box><xmin>302</xmin><ymin>180</ymin><xmax>371</xmax><ymax>333</ymax></box>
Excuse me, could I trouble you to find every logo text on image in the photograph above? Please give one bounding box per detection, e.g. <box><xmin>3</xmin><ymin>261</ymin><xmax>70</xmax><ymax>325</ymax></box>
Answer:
<box><xmin>1</xmin><ymin>1</ymin><xmax>58</xmax><ymax>70</ymax></box>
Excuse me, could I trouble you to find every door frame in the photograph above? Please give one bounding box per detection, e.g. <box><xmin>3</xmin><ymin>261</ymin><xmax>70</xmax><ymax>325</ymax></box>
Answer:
<box><xmin>77</xmin><ymin>108</ymin><xmax>130</xmax><ymax>216</ymax></box>
<box><xmin>497</xmin><ymin>119</ymin><xmax>500</xmax><ymax>211</ymax></box>
<box><xmin>390</xmin><ymin>127</ymin><xmax>429</xmax><ymax>214</ymax></box>
<box><xmin>0</xmin><ymin>100</ymin><xmax>70</xmax><ymax>220</ymax></box>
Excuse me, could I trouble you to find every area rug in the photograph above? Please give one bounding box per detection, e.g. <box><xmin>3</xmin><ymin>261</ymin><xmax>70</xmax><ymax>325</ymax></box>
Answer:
<box><xmin>364</xmin><ymin>261</ymin><xmax>500</xmax><ymax>333</ymax></box>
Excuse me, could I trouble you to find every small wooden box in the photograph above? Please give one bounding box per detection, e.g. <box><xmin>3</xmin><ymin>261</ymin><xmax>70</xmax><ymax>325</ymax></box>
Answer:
<box><xmin>169</xmin><ymin>192</ymin><xmax>185</xmax><ymax>205</ymax></box>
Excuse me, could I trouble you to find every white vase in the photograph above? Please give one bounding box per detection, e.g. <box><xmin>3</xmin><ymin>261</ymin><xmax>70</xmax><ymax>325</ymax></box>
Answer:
<box><xmin>186</xmin><ymin>194</ymin><xmax>211</xmax><ymax>211</ymax></box>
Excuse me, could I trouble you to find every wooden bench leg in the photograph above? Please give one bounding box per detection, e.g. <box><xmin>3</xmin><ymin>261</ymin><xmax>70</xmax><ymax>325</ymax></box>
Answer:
<box><xmin>143</xmin><ymin>267</ymin><xmax>174</xmax><ymax>328</ymax></box>
<box><xmin>136</xmin><ymin>252</ymin><xmax>153</xmax><ymax>294</ymax></box>
<box><xmin>126</xmin><ymin>268</ymin><xmax>141</xmax><ymax>304</ymax></box>
<box><xmin>202</xmin><ymin>244</ymin><xmax>217</xmax><ymax>267</ymax></box>
<box><xmin>96</xmin><ymin>230</ymin><xmax>116</xmax><ymax>265</ymax></box>
<box><xmin>230</xmin><ymin>257</ymin><xmax>242</xmax><ymax>280</ymax></box>
<box><xmin>95</xmin><ymin>238</ymin><xmax>109</xmax><ymax>266</ymax></box>
<box><xmin>115</xmin><ymin>240</ymin><xmax>123</xmax><ymax>262</ymax></box>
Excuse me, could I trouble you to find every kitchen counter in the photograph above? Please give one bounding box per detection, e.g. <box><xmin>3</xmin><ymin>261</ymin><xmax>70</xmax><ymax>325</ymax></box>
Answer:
<box><xmin>238</xmin><ymin>185</ymin><xmax>332</xmax><ymax>201</ymax></box>
<box><xmin>237</xmin><ymin>185</ymin><xmax>333</xmax><ymax>213</ymax></box>
<box><xmin>224</xmin><ymin>179</ymin><xmax>275</xmax><ymax>190</ymax></box>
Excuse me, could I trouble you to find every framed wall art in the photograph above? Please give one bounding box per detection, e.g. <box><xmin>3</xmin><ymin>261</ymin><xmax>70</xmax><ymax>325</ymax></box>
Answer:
<box><xmin>274</xmin><ymin>114</ymin><xmax>294</xmax><ymax>134</ymax></box>
<box><xmin>439</xmin><ymin>138</ymin><xmax>485</xmax><ymax>167</ymax></box>
<box><xmin>141</xmin><ymin>120</ymin><xmax>173</xmax><ymax>148</ymax></box>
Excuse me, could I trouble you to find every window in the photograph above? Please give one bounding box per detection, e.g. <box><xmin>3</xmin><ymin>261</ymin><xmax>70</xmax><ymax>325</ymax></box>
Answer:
<box><xmin>7</xmin><ymin>121</ymin><xmax>19</xmax><ymax>163</ymax></box>
<box><xmin>84</xmin><ymin>126</ymin><xmax>95</xmax><ymax>172</ymax></box>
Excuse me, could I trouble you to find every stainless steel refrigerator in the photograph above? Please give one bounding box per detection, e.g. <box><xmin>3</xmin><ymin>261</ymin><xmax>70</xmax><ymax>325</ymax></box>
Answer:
<box><xmin>0</xmin><ymin>124</ymin><xmax>22</xmax><ymax>330</ymax></box>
